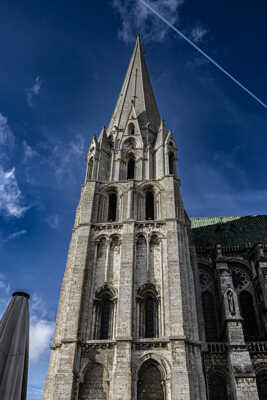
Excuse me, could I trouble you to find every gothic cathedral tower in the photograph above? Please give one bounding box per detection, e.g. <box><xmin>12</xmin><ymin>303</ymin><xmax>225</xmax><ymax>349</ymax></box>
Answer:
<box><xmin>43</xmin><ymin>35</ymin><xmax>207</xmax><ymax>400</ymax></box>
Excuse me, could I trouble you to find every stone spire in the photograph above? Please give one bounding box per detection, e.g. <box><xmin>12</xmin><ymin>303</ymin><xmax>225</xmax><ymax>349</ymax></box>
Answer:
<box><xmin>107</xmin><ymin>34</ymin><xmax>161</xmax><ymax>135</ymax></box>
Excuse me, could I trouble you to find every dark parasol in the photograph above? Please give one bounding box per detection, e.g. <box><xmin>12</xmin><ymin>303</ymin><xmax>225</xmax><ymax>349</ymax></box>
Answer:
<box><xmin>0</xmin><ymin>291</ymin><xmax>30</xmax><ymax>400</ymax></box>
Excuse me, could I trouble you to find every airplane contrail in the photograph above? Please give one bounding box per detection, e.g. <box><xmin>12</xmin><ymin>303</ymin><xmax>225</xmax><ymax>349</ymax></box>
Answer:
<box><xmin>139</xmin><ymin>0</ymin><xmax>267</xmax><ymax>110</ymax></box>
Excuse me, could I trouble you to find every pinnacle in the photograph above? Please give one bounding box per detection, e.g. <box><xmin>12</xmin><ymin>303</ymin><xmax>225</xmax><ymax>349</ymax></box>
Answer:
<box><xmin>107</xmin><ymin>34</ymin><xmax>160</xmax><ymax>136</ymax></box>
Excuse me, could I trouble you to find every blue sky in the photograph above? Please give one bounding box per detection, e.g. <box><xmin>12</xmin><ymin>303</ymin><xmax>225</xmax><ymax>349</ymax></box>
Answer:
<box><xmin>0</xmin><ymin>1</ymin><xmax>266</xmax><ymax>398</ymax></box>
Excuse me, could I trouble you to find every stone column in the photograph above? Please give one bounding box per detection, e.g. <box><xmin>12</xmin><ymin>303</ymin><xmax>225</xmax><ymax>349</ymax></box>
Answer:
<box><xmin>253</xmin><ymin>244</ymin><xmax>267</xmax><ymax>335</ymax></box>
<box><xmin>112</xmin><ymin>224</ymin><xmax>134</xmax><ymax>400</ymax></box>
<box><xmin>215</xmin><ymin>245</ymin><xmax>259</xmax><ymax>400</ymax></box>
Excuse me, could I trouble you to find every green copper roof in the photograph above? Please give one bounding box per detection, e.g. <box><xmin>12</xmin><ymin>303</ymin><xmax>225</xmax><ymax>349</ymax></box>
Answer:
<box><xmin>190</xmin><ymin>215</ymin><xmax>267</xmax><ymax>249</ymax></box>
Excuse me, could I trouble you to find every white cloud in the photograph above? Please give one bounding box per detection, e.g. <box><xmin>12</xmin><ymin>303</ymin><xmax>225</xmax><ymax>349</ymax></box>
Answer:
<box><xmin>29</xmin><ymin>293</ymin><xmax>55</xmax><ymax>361</ymax></box>
<box><xmin>113</xmin><ymin>0</ymin><xmax>184</xmax><ymax>43</ymax></box>
<box><xmin>112</xmin><ymin>0</ymin><xmax>208</xmax><ymax>44</ymax></box>
<box><xmin>23</xmin><ymin>140</ymin><xmax>39</xmax><ymax>162</ymax></box>
<box><xmin>0</xmin><ymin>112</ymin><xmax>15</xmax><ymax>153</ymax></box>
<box><xmin>0</xmin><ymin>274</ymin><xmax>11</xmax><ymax>296</ymax></box>
<box><xmin>7</xmin><ymin>229</ymin><xmax>27</xmax><ymax>241</ymax></box>
<box><xmin>29</xmin><ymin>317</ymin><xmax>54</xmax><ymax>361</ymax></box>
<box><xmin>52</xmin><ymin>135</ymin><xmax>85</xmax><ymax>183</ymax></box>
<box><xmin>46</xmin><ymin>214</ymin><xmax>60</xmax><ymax>229</ymax></box>
<box><xmin>190</xmin><ymin>26</ymin><xmax>208</xmax><ymax>43</ymax></box>
<box><xmin>0</xmin><ymin>166</ymin><xmax>29</xmax><ymax>217</ymax></box>
<box><xmin>27</xmin><ymin>76</ymin><xmax>42</xmax><ymax>107</ymax></box>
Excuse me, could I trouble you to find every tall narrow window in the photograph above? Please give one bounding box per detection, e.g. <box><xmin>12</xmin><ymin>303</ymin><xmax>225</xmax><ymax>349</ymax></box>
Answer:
<box><xmin>87</xmin><ymin>158</ymin><xmax>94</xmax><ymax>180</ymax></box>
<box><xmin>100</xmin><ymin>298</ymin><xmax>112</xmax><ymax>339</ymax></box>
<box><xmin>127</xmin><ymin>158</ymin><xmax>135</xmax><ymax>179</ymax></box>
<box><xmin>145</xmin><ymin>191</ymin><xmax>154</xmax><ymax>220</ymax></box>
<box><xmin>202</xmin><ymin>291</ymin><xmax>218</xmax><ymax>341</ymax></box>
<box><xmin>108</xmin><ymin>193</ymin><xmax>117</xmax><ymax>221</ymax></box>
<box><xmin>208</xmin><ymin>372</ymin><xmax>228</xmax><ymax>400</ymax></box>
<box><xmin>257</xmin><ymin>373</ymin><xmax>267</xmax><ymax>400</ymax></box>
<box><xmin>128</xmin><ymin>123</ymin><xmax>135</xmax><ymax>135</ymax></box>
<box><xmin>239</xmin><ymin>291</ymin><xmax>259</xmax><ymax>340</ymax></box>
<box><xmin>169</xmin><ymin>152</ymin><xmax>175</xmax><ymax>175</ymax></box>
<box><xmin>145</xmin><ymin>296</ymin><xmax>155</xmax><ymax>338</ymax></box>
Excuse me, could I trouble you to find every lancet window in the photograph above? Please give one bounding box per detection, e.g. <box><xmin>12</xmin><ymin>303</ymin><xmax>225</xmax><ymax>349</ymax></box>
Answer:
<box><xmin>145</xmin><ymin>190</ymin><xmax>154</xmax><ymax>220</ymax></box>
<box><xmin>87</xmin><ymin>158</ymin><xmax>94</xmax><ymax>180</ymax></box>
<box><xmin>199</xmin><ymin>268</ymin><xmax>219</xmax><ymax>341</ymax></box>
<box><xmin>127</xmin><ymin>155</ymin><xmax>135</xmax><ymax>180</ymax></box>
<box><xmin>93</xmin><ymin>286</ymin><xmax>116</xmax><ymax>340</ymax></box>
<box><xmin>137</xmin><ymin>284</ymin><xmax>159</xmax><ymax>338</ymax></box>
<box><xmin>239</xmin><ymin>290</ymin><xmax>259</xmax><ymax>341</ymax></box>
<box><xmin>168</xmin><ymin>152</ymin><xmax>175</xmax><ymax>175</ymax></box>
<box><xmin>128</xmin><ymin>123</ymin><xmax>135</xmax><ymax>135</ymax></box>
<box><xmin>108</xmin><ymin>192</ymin><xmax>117</xmax><ymax>222</ymax></box>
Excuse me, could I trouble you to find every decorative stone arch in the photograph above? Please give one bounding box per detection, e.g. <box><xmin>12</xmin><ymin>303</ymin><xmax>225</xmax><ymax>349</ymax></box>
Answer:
<box><xmin>132</xmin><ymin>353</ymin><xmax>171</xmax><ymax>400</ymax></box>
<box><xmin>78</xmin><ymin>361</ymin><xmax>110</xmax><ymax>400</ymax></box>
<box><xmin>135</xmin><ymin>181</ymin><xmax>163</xmax><ymax>220</ymax></box>
<box><xmin>97</xmin><ymin>186</ymin><xmax>121</xmax><ymax>222</ymax></box>
<box><xmin>137</xmin><ymin>283</ymin><xmax>160</xmax><ymax>338</ymax></box>
<box><xmin>137</xmin><ymin>181</ymin><xmax>163</xmax><ymax>193</ymax></box>
<box><xmin>93</xmin><ymin>284</ymin><xmax>117</xmax><ymax>340</ymax></box>
<box><xmin>121</xmin><ymin>136</ymin><xmax>137</xmax><ymax>150</ymax></box>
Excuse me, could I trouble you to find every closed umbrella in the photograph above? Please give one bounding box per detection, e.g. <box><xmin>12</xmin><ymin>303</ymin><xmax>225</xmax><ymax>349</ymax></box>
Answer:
<box><xmin>0</xmin><ymin>292</ymin><xmax>30</xmax><ymax>400</ymax></box>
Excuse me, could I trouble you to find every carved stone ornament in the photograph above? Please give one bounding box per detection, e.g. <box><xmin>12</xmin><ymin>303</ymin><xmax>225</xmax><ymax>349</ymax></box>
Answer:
<box><xmin>227</xmin><ymin>289</ymin><xmax>236</xmax><ymax>316</ymax></box>
<box><xmin>232</xmin><ymin>267</ymin><xmax>250</xmax><ymax>291</ymax></box>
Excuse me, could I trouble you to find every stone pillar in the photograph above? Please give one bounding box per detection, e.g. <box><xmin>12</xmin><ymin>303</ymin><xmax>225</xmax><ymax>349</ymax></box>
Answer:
<box><xmin>254</xmin><ymin>244</ymin><xmax>267</xmax><ymax>335</ymax></box>
<box><xmin>216</xmin><ymin>245</ymin><xmax>259</xmax><ymax>400</ymax></box>
<box><xmin>112</xmin><ymin>225</ymin><xmax>134</xmax><ymax>400</ymax></box>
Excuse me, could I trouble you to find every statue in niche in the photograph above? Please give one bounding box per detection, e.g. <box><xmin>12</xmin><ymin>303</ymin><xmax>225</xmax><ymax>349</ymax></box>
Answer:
<box><xmin>227</xmin><ymin>289</ymin><xmax>236</xmax><ymax>316</ymax></box>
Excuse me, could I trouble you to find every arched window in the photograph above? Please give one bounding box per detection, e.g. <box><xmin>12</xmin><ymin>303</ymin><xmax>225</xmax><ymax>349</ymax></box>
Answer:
<box><xmin>127</xmin><ymin>157</ymin><xmax>135</xmax><ymax>179</ymax></box>
<box><xmin>87</xmin><ymin>158</ymin><xmax>94</xmax><ymax>180</ymax></box>
<box><xmin>137</xmin><ymin>284</ymin><xmax>159</xmax><ymax>338</ymax></box>
<box><xmin>145</xmin><ymin>191</ymin><xmax>154</xmax><ymax>220</ymax></box>
<box><xmin>145</xmin><ymin>296</ymin><xmax>156</xmax><ymax>338</ymax></box>
<box><xmin>208</xmin><ymin>372</ymin><xmax>229</xmax><ymax>400</ymax></box>
<box><xmin>108</xmin><ymin>192</ymin><xmax>117</xmax><ymax>221</ymax></box>
<box><xmin>257</xmin><ymin>373</ymin><xmax>267</xmax><ymax>400</ymax></box>
<box><xmin>202</xmin><ymin>291</ymin><xmax>218</xmax><ymax>341</ymax></box>
<box><xmin>128</xmin><ymin>123</ymin><xmax>135</xmax><ymax>135</ymax></box>
<box><xmin>239</xmin><ymin>291</ymin><xmax>259</xmax><ymax>341</ymax></box>
<box><xmin>137</xmin><ymin>360</ymin><xmax>164</xmax><ymax>400</ymax></box>
<box><xmin>169</xmin><ymin>152</ymin><xmax>175</xmax><ymax>175</ymax></box>
<box><xmin>94</xmin><ymin>286</ymin><xmax>116</xmax><ymax>340</ymax></box>
<box><xmin>100</xmin><ymin>297</ymin><xmax>112</xmax><ymax>339</ymax></box>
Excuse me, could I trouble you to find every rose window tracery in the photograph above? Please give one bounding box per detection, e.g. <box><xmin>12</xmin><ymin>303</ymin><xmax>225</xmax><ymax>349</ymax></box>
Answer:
<box><xmin>231</xmin><ymin>267</ymin><xmax>250</xmax><ymax>291</ymax></box>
